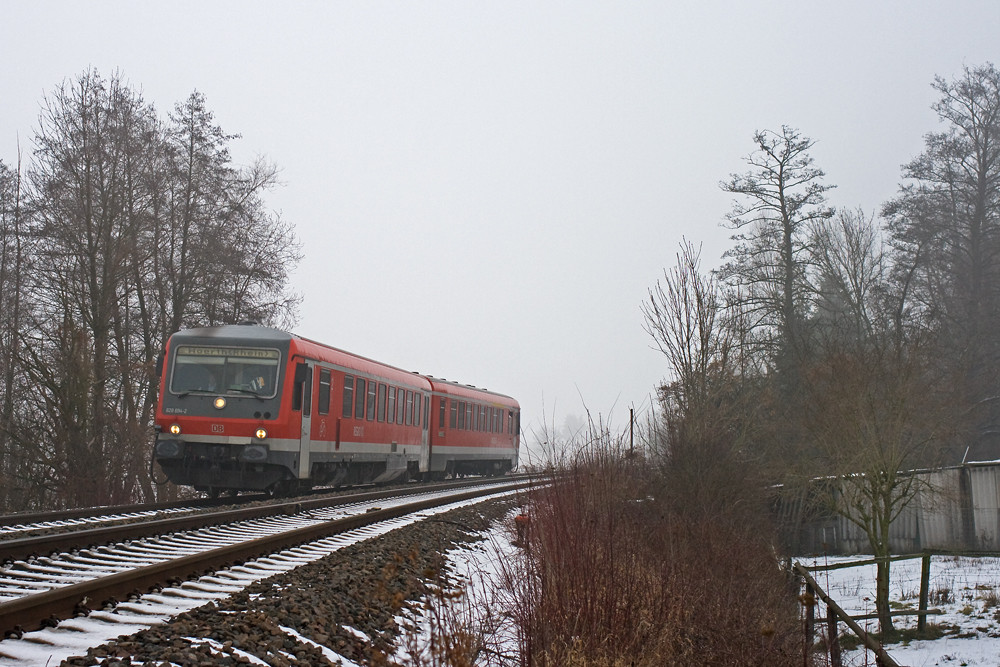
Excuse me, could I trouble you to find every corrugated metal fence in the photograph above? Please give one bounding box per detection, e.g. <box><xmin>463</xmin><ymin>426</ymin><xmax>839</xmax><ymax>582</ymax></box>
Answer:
<box><xmin>788</xmin><ymin>462</ymin><xmax>1000</xmax><ymax>555</ymax></box>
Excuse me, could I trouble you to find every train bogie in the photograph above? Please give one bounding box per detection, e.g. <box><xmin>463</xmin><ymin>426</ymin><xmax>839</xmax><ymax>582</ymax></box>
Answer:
<box><xmin>153</xmin><ymin>324</ymin><xmax>520</xmax><ymax>495</ymax></box>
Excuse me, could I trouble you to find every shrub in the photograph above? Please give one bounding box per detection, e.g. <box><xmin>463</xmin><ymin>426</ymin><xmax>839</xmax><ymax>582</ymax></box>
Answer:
<box><xmin>496</xmin><ymin>425</ymin><xmax>801</xmax><ymax>666</ymax></box>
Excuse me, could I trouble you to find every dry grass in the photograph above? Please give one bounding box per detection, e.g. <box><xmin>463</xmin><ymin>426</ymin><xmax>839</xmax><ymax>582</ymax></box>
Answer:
<box><xmin>397</xmin><ymin>420</ymin><xmax>804</xmax><ymax>666</ymax></box>
<box><xmin>490</xmin><ymin>427</ymin><xmax>803</xmax><ymax>666</ymax></box>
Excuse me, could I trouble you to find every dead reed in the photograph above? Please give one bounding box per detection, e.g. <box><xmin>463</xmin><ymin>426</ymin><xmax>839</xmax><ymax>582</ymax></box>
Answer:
<box><xmin>492</xmin><ymin>424</ymin><xmax>802</xmax><ymax>666</ymax></box>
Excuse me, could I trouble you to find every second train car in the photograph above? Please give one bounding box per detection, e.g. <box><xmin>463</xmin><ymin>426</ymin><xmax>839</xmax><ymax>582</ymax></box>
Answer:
<box><xmin>153</xmin><ymin>323</ymin><xmax>520</xmax><ymax>496</ymax></box>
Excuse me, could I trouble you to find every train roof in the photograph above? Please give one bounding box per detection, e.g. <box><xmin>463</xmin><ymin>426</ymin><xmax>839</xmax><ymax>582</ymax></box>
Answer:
<box><xmin>167</xmin><ymin>324</ymin><xmax>518</xmax><ymax>407</ymax></box>
<box><xmin>425</xmin><ymin>376</ymin><xmax>518</xmax><ymax>406</ymax></box>
<box><xmin>169</xmin><ymin>323</ymin><xmax>293</xmax><ymax>343</ymax></box>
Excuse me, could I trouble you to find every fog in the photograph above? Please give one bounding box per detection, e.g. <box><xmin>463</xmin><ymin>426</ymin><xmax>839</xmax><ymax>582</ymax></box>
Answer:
<box><xmin>2</xmin><ymin>1</ymin><xmax>999</xmax><ymax>449</ymax></box>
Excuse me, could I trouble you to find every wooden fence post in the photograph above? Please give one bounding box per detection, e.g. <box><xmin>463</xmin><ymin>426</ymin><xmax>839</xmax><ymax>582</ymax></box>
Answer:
<box><xmin>918</xmin><ymin>552</ymin><xmax>931</xmax><ymax>632</ymax></box>
<box><xmin>827</xmin><ymin>603</ymin><xmax>842</xmax><ymax>667</ymax></box>
<box><xmin>804</xmin><ymin>579</ymin><xmax>816</xmax><ymax>665</ymax></box>
<box><xmin>794</xmin><ymin>563</ymin><xmax>899</xmax><ymax>667</ymax></box>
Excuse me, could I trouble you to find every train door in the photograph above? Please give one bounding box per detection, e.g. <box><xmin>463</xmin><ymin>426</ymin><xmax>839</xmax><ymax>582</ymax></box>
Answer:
<box><xmin>295</xmin><ymin>361</ymin><xmax>313</xmax><ymax>479</ymax></box>
<box><xmin>419</xmin><ymin>392</ymin><xmax>430</xmax><ymax>473</ymax></box>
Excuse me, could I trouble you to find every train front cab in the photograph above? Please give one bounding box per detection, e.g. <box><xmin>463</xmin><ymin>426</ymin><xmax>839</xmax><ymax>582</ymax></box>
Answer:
<box><xmin>153</xmin><ymin>325</ymin><xmax>303</xmax><ymax>495</ymax></box>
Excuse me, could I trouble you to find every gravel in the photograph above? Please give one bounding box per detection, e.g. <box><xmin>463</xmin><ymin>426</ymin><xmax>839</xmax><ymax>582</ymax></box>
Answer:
<box><xmin>59</xmin><ymin>498</ymin><xmax>518</xmax><ymax>666</ymax></box>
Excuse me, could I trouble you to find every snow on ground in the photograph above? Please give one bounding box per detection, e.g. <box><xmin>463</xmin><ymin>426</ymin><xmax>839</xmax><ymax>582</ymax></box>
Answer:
<box><xmin>412</xmin><ymin>522</ymin><xmax>1000</xmax><ymax>667</ymax></box>
<box><xmin>416</xmin><ymin>531</ymin><xmax>1000</xmax><ymax>667</ymax></box>
<box><xmin>33</xmin><ymin>503</ymin><xmax>989</xmax><ymax>667</ymax></box>
<box><xmin>804</xmin><ymin>554</ymin><xmax>1000</xmax><ymax>666</ymax></box>
<box><xmin>0</xmin><ymin>492</ymin><xmax>521</xmax><ymax>667</ymax></box>
<box><xmin>391</xmin><ymin>510</ymin><xmax>522</xmax><ymax>665</ymax></box>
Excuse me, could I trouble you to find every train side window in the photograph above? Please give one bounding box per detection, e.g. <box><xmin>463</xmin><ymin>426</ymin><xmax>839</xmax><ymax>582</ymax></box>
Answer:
<box><xmin>414</xmin><ymin>392</ymin><xmax>421</xmax><ymax>427</ymax></box>
<box><xmin>479</xmin><ymin>405</ymin><xmax>485</xmax><ymax>432</ymax></box>
<box><xmin>457</xmin><ymin>401</ymin><xmax>465</xmax><ymax>429</ymax></box>
<box><xmin>449</xmin><ymin>400</ymin><xmax>457</xmax><ymax>428</ymax></box>
<box><xmin>507</xmin><ymin>410</ymin><xmax>512</xmax><ymax>434</ymax></box>
<box><xmin>396</xmin><ymin>388</ymin><xmax>405</xmax><ymax>423</ymax></box>
<box><xmin>343</xmin><ymin>375</ymin><xmax>354</xmax><ymax>417</ymax></box>
<box><xmin>439</xmin><ymin>399</ymin><xmax>447</xmax><ymax>429</ymax></box>
<box><xmin>367</xmin><ymin>381</ymin><xmax>377</xmax><ymax>421</ymax></box>
<box><xmin>405</xmin><ymin>390</ymin><xmax>414</xmax><ymax>425</ymax></box>
<box><xmin>377</xmin><ymin>383</ymin><xmax>387</xmax><ymax>422</ymax></box>
<box><xmin>466</xmin><ymin>403</ymin><xmax>473</xmax><ymax>431</ymax></box>
<box><xmin>355</xmin><ymin>378</ymin><xmax>366</xmax><ymax>419</ymax></box>
<box><xmin>318</xmin><ymin>369</ymin><xmax>331</xmax><ymax>416</ymax></box>
<box><xmin>424</xmin><ymin>394</ymin><xmax>430</xmax><ymax>427</ymax></box>
<box><xmin>387</xmin><ymin>385</ymin><xmax>396</xmax><ymax>424</ymax></box>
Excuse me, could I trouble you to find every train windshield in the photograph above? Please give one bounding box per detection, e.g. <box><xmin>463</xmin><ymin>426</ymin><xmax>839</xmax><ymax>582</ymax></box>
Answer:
<box><xmin>170</xmin><ymin>345</ymin><xmax>281</xmax><ymax>398</ymax></box>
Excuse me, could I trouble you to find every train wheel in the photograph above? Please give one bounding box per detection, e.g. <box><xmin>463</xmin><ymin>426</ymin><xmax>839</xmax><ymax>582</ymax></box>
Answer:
<box><xmin>269</xmin><ymin>480</ymin><xmax>291</xmax><ymax>497</ymax></box>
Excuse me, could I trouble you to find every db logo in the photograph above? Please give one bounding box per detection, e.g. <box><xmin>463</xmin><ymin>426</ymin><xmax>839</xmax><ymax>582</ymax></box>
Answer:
<box><xmin>211</xmin><ymin>424</ymin><xmax>225</xmax><ymax>433</ymax></box>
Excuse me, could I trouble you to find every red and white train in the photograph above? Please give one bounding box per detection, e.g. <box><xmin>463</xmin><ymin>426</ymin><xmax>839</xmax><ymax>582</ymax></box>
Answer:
<box><xmin>153</xmin><ymin>324</ymin><xmax>520</xmax><ymax>496</ymax></box>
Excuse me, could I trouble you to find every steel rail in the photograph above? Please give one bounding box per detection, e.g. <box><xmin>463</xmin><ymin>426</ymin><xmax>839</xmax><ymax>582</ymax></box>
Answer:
<box><xmin>0</xmin><ymin>480</ymin><xmax>531</xmax><ymax>638</ymax></box>
<box><xmin>0</xmin><ymin>495</ymin><xmax>268</xmax><ymax>528</ymax></box>
<box><xmin>0</xmin><ymin>476</ymin><xmax>530</xmax><ymax>564</ymax></box>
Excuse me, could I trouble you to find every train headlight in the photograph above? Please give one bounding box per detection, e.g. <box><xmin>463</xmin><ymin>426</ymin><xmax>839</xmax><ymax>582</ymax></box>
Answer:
<box><xmin>254</xmin><ymin>428</ymin><xmax>268</xmax><ymax>440</ymax></box>
<box><xmin>169</xmin><ymin>423</ymin><xmax>181</xmax><ymax>435</ymax></box>
<box><xmin>214</xmin><ymin>397</ymin><xmax>227</xmax><ymax>409</ymax></box>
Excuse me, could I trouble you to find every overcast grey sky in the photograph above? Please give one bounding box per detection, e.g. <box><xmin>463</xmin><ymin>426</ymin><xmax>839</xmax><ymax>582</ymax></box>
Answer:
<box><xmin>2</xmin><ymin>1</ymin><xmax>999</xmax><ymax>447</ymax></box>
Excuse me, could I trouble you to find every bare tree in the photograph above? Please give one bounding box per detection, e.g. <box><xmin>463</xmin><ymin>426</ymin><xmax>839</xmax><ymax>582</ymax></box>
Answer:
<box><xmin>643</xmin><ymin>240</ymin><xmax>731</xmax><ymax>428</ymax></box>
<box><xmin>715</xmin><ymin>126</ymin><xmax>837</xmax><ymax>485</ymax></box>
<box><xmin>25</xmin><ymin>70</ymin><xmax>159</xmax><ymax>506</ymax></box>
<box><xmin>0</xmin><ymin>155</ymin><xmax>32</xmax><ymax>511</ymax></box>
<box><xmin>10</xmin><ymin>72</ymin><xmax>302</xmax><ymax>509</ymax></box>
<box><xmin>806</xmin><ymin>208</ymin><xmax>946</xmax><ymax>633</ymax></box>
<box><xmin>0</xmin><ymin>72</ymin><xmax>310</xmax><ymax>511</ymax></box>
<box><xmin>642</xmin><ymin>241</ymin><xmax>771</xmax><ymax>513</ymax></box>
<box><xmin>805</xmin><ymin>338</ymin><xmax>941</xmax><ymax>633</ymax></box>
<box><xmin>198</xmin><ymin>156</ymin><xmax>302</xmax><ymax>328</ymax></box>
<box><xmin>720</xmin><ymin>126</ymin><xmax>835</xmax><ymax>376</ymax></box>
<box><xmin>885</xmin><ymin>63</ymin><xmax>1000</xmax><ymax>460</ymax></box>
<box><xmin>148</xmin><ymin>93</ymin><xmax>301</xmax><ymax>333</ymax></box>
<box><xmin>811</xmin><ymin>208</ymin><xmax>890</xmax><ymax>344</ymax></box>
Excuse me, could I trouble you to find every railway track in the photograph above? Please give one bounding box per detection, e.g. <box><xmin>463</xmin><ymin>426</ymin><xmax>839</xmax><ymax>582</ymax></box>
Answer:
<box><xmin>0</xmin><ymin>476</ymin><xmax>532</xmax><ymax>658</ymax></box>
<box><xmin>0</xmin><ymin>494</ymin><xmax>267</xmax><ymax>533</ymax></box>
<box><xmin>0</xmin><ymin>475</ymin><xmax>529</xmax><ymax>548</ymax></box>
<box><xmin>0</xmin><ymin>479</ymin><xmax>419</xmax><ymax>539</ymax></box>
